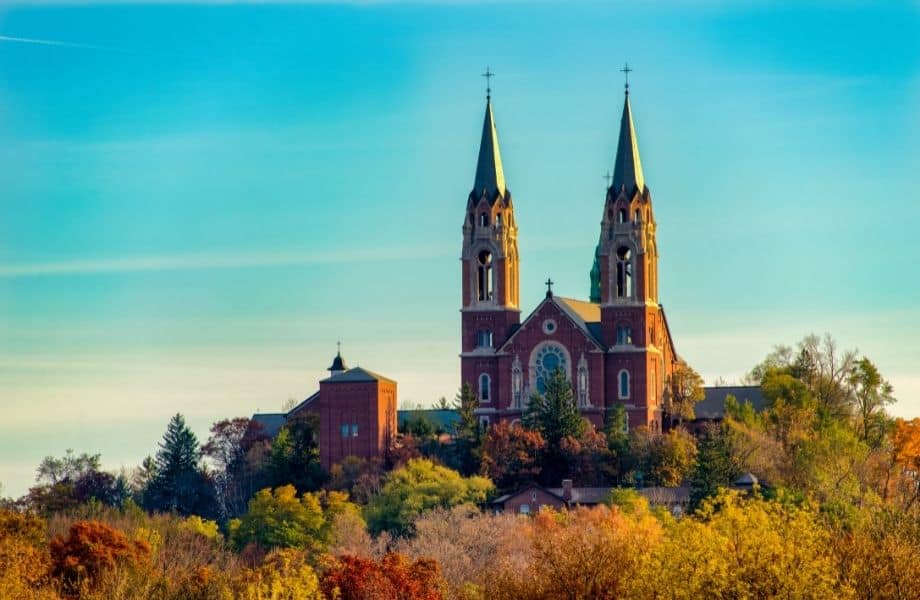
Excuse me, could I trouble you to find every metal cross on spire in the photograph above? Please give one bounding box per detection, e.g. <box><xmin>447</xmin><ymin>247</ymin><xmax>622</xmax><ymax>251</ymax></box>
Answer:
<box><xmin>621</xmin><ymin>62</ymin><xmax>633</xmax><ymax>95</ymax></box>
<box><xmin>545</xmin><ymin>277</ymin><xmax>554</xmax><ymax>297</ymax></box>
<box><xmin>336</xmin><ymin>340</ymin><xmax>341</xmax><ymax>355</ymax></box>
<box><xmin>482</xmin><ymin>67</ymin><xmax>495</xmax><ymax>100</ymax></box>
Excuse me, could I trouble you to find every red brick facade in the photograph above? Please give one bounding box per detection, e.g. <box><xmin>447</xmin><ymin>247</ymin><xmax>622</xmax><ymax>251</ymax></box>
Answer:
<box><xmin>289</xmin><ymin>368</ymin><xmax>397</xmax><ymax>470</ymax></box>
<box><xmin>463</xmin><ymin>92</ymin><xmax>679</xmax><ymax>432</ymax></box>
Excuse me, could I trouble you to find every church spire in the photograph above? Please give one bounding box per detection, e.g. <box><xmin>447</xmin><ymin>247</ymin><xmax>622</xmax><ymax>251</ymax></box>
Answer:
<box><xmin>472</xmin><ymin>95</ymin><xmax>506</xmax><ymax>199</ymax></box>
<box><xmin>610</xmin><ymin>91</ymin><xmax>645</xmax><ymax>196</ymax></box>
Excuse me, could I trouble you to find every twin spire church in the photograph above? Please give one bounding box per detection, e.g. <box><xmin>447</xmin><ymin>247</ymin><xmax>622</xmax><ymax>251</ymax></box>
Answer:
<box><xmin>461</xmin><ymin>80</ymin><xmax>679</xmax><ymax>432</ymax></box>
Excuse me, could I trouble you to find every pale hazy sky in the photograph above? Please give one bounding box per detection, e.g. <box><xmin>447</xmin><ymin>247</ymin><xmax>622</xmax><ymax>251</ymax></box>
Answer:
<box><xmin>1</xmin><ymin>1</ymin><xmax>918</xmax><ymax>496</ymax></box>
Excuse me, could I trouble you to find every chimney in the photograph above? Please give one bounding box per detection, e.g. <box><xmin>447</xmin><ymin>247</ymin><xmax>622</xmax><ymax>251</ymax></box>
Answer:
<box><xmin>561</xmin><ymin>479</ymin><xmax>573</xmax><ymax>503</ymax></box>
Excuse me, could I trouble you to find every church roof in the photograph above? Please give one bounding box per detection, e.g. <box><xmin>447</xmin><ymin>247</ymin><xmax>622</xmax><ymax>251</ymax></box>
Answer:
<box><xmin>250</xmin><ymin>413</ymin><xmax>287</xmax><ymax>438</ymax></box>
<box><xmin>611</xmin><ymin>93</ymin><xmax>646</xmax><ymax>196</ymax></box>
<box><xmin>554</xmin><ymin>297</ymin><xmax>604</xmax><ymax>347</ymax></box>
<box><xmin>694</xmin><ymin>386</ymin><xmax>766</xmax><ymax>420</ymax></box>
<box><xmin>321</xmin><ymin>366</ymin><xmax>396</xmax><ymax>384</ymax></box>
<box><xmin>472</xmin><ymin>98</ymin><xmax>506</xmax><ymax>200</ymax></box>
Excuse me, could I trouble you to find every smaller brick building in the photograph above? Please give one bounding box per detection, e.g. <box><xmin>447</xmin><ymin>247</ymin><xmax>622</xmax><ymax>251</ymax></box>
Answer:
<box><xmin>252</xmin><ymin>350</ymin><xmax>397</xmax><ymax>470</ymax></box>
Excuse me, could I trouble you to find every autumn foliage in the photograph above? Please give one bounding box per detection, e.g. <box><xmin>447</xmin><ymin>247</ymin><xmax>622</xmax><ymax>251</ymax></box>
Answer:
<box><xmin>49</xmin><ymin>520</ymin><xmax>151</xmax><ymax>595</ymax></box>
<box><xmin>321</xmin><ymin>552</ymin><xmax>444</xmax><ymax>600</ymax></box>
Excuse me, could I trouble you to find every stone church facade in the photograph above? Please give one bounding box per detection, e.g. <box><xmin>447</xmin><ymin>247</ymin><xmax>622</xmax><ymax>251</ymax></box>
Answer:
<box><xmin>462</xmin><ymin>85</ymin><xmax>679</xmax><ymax>432</ymax></box>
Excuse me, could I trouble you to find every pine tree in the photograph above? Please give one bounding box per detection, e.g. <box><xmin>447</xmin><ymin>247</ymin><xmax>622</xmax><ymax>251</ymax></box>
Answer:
<box><xmin>450</xmin><ymin>383</ymin><xmax>482</xmax><ymax>475</ymax></box>
<box><xmin>523</xmin><ymin>368</ymin><xmax>586</xmax><ymax>447</ymax></box>
<box><xmin>142</xmin><ymin>413</ymin><xmax>217</xmax><ymax>517</ymax></box>
<box><xmin>689</xmin><ymin>424</ymin><xmax>737</xmax><ymax>510</ymax></box>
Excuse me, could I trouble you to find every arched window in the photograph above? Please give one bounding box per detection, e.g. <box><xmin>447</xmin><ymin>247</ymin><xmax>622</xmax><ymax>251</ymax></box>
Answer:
<box><xmin>616</xmin><ymin>325</ymin><xmax>633</xmax><ymax>345</ymax></box>
<box><xmin>616</xmin><ymin>246</ymin><xmax>633</xmax><ymax>298</ymax></box>
<box><xmin>477</xmin><ymin>250</ymin><xmax>493</xmax><ymax>301</ymax></box>
<box><xmin>618</xmin><ymin>370</ymin><xmax>630</xmax><ymax>399</ymax></box>
<box><xmin>618</xmin><ymin>209</ymin><xmax>627</xmax><ymax>223</ymax></box>
<box><xmin>479</xmin><ymin>213</ymin><xmax>490</xmax><ymax>227</ymax></box>
<box><xmin>531</xmin><ymin>343</ymin><xmax>570</xmax><ymax>395</ymax></box>
<box><xmin>477</xmin><ymin>329</ymin><xmax>493</xmax><ymax>348</ymax></box>
<box><xmin>495</xmin><ymin>212</ymin><xmax>502</xmax><ymax>226</ymax></box>
<box><xmin>479</xmin><ymin>373</ymin><xmax>491</xmax><ymax>402</ymax></box>
<box><xmin>634</xmin><ymin>209</ymin><xmax>641</xmax><ymax>222</ymax></box>
<box><xmin>511</xmin><ymin>356</ymin><xmax>523</xmax><ymax>408</ymax></box>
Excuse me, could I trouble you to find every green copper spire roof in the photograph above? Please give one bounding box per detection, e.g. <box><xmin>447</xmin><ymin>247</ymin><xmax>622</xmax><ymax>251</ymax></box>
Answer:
<box><xmin>611</xmin><ymin>94</ymin><xmax>645</xmax><ymax>195</ymax></box>
<box><xmin>472</xmin><ymin>98</ymin><xmax>506</xmax><ymax>198</ymax></box>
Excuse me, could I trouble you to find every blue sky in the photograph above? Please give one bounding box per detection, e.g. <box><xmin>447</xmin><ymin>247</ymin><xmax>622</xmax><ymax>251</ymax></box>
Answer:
<box><xmin>1</xmin><ymin>1</ymin><xmax>918</xmax><ymax>496</ymax></box>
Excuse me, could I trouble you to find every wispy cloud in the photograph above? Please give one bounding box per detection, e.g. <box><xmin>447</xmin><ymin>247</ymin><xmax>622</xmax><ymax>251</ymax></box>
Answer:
<box><xmin>0</xmin><ymin>34</ymin><xmax>116</xmax><ymax>51</ymax></box>
<box><xmin>0</xmin><ymin>246</ymin><xmax>451</xmax><ymax>278</ymax></box>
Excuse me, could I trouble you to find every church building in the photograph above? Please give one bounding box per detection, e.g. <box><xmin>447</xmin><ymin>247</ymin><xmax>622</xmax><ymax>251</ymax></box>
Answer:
<box><xmin>462</xmin><ymin>79</ymin><xmax>679</xmax><ymax>432</ymax></box>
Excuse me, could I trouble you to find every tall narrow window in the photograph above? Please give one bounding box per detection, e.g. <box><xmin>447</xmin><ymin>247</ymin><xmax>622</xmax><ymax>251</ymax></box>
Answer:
<box><xmin>634</xmin><ymin>209</ymin><xmax>641</xmax><ymax>222</ymax></box>
<box><xmin>479</xmin><ymin>213</ymin><xmax>490</xmax><ymax>227</ymax></box>
<box><xmin>618</xmin><ymin>209</ymin><xmax>627</xmax><ymax>223</ymax></box>
<box><xmin>479</xmin><ymin>373</ymin><xmax>491</xmax><ymax>402</ymax></box>
<box><xmin>618</xmin><ymin>370</ymin><xmax>630</xmax><ymax>399</ymax></box>
<box><xmin>616</xmin><ymin>246</ymin><xmax>633</xmax><ymax>298</ymax></box>
<box><xmin>577</xmin><ymin>355</ymin><xmax>589</xmax><ymax>407</ymax></box>
<box><xmin>511</xmin><ymin>357</ymin><xmax>523</xmax><ymax>409</ymax></box>
<box><xmin>495</xmin><ymin>212</ymin><xmax>502</xmax><ymax>226</ymax></box>
<box><xmin>477</xmin><ymin>250</ymin><xmax>493</xmax><ymax>301</ymax></box>
<box><xmin>616</xmin><ymin>325</ymin><xmax>633</xmax><ymax>345</ymax></box>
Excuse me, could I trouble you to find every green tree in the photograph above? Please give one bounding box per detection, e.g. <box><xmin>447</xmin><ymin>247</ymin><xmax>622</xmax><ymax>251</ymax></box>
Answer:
<box><xmin>450</xmin><ymin>383</ymin><xmax>482</xmax><ymax>475</ymax></box>
<box><xmin>689</xmin><ymin>425</ymin><xmax>739</xmax><ymax>510</ymax></box>
<box><xmin>269</xmin><ymin>413</ymin><xmax>326</xmax><ymax>492</ymax></box>
<box><xmin>848</xmin><ymin>357</ymin><xmax>895</xmax><ymax>447</ymax></box>
<box><xmin>365</xmin><ymin>458</ymin><xmax>493</xmax><ymax>535</ymax></box>
<box><xmin>142</xmin><ymin>413</ymin><xmax>217</xmax><ymax>518</ymax></box>
<box><xmin>523</xmin><ymin>368</ymin><xmax>586</xmax><ymax>448</ymax></box>
<box><xmin>229</xmin><ymin>485</ymin><xmax>361</xmax><ymax>555</ymax></box>
<box><xmin>627</xmin><ymin>427</ymin><xmax>698</xmax><ymax>487</ymax></box>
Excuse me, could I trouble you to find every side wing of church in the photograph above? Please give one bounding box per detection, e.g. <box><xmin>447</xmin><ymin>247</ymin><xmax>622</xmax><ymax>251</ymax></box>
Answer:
<box><xmin>461</xmin><ymin>84</ymin><xmax>678</xmax><ymax>432</ymax></box>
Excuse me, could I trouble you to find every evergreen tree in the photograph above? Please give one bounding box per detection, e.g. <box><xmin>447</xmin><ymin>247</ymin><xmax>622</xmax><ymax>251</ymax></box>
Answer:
<box><xmin>524</xmin><ymin>368</ymin><xmax>586</xmax><ymax>484</ymax></box>
<box><xmin>268</xmin><ymin>412</ymin><xmax>326</xmax><ymax>492</ymax></box>
<box><xmin>523</xmin><ymin>368</ymin><xmax>586</xmax><ymax>447</ymax></box>
<box><xmin>142</xmin><ymin>413</ymin><xmax>217</xmax><ymax>517</ymax></box>
<box><xmin>448</xmin><ymin>383</ymin><xmax>482</xmax><ymax>475</ymax></box>
<box><xmin>689</xmin><ymin>424</ymin><xmax>738</xmax><ymax>510</ymax></box>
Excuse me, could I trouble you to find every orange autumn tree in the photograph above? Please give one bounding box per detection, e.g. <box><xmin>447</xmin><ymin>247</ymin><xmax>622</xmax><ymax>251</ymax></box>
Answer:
<box><xmin>887</xmin><ymin>418</ymin><xmax>920</xmax><ymax>511</ymax></box>
<box><xmin>321</xmin><ymin>552</ymin><xmax>444</xmax><ymax>600</ymax></box>
<box><xmin>50</xmin><ymin>520</ymin><xmax>151</xmax><ymax>595</ymax></box>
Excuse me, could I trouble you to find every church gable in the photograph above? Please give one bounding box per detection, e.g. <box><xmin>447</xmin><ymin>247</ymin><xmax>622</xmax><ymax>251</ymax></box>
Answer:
<box><xmin>498</xmin><ymin>296</ymin><xmax>605</xmax><ymax>357</ymax></box>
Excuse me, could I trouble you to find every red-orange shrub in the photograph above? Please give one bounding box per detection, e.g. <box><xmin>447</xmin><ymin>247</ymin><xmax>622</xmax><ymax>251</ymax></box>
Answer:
<box><xmin>50</xmin><ymin>520</ymin><xmax>150</xmax><ymax>594</ymax></box>
<box><xmin>321</xmin><ymin>552</ymin><xmax>444</xmax><ymax>600</ymax></box>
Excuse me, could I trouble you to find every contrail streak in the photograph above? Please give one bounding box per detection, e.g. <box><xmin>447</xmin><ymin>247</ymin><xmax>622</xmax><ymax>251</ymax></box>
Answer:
<box><xmin>0</xmin><ymin>34</ymin><xmax>113</xmax><ymax>51</ymax></box>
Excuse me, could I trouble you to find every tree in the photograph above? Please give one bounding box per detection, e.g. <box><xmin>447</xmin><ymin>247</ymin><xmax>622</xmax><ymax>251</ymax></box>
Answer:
<box><xmin>886</xmin><ymin>418</ymin><xmax>920</xmax><ymax>511</ymax></box>
<box><xmin>321</xmin><ymin>553</ymin><xmax>444</xmax><ymax>600</ymax></box>
<box><xmin>434</xmin><ymin>396</ymin><xmax>451</xmax><ymax>410</ymax></box>
<box><xmin>523</xmin><ymin>368</ymin><xmax>586</xmax><ymax>483</ymax></box>
<box><xmin>327</xmin><ymin>456</ymin><xmax>385</xmax><ymax>505</ymax></box>
<box><xmin>142</xmin><ymin>413</ymin><xmax>217</xmax><ymax>518</ymax></box>
<box><xmin>663</xmin><ymin>361</ymin><xmax>704</xmax><ymax>427</ymax></box>
<box><xmin>848</xmin><ymin>357</ymin><xmax>895</xmax><ymax>447</ymax></box>
<box><xmin>36</xmin><ymin>450</ymin><xmax>101</xmax><ymax>485</ymax></box>
<box><xmin>228</xmin><ymin>485</ymin><xmax>362</xmax><ymax>555</ymax></box>
<box><xmin>627</xmin><ymin>427</ymin><xmax>698</xmax><ymax>487</ymax></box>
<box><xmin>50</xmin><ymin>520</ymin><xmax>151</xmax><ymax>595</ymax></box>
<box><xmin>365</xmin><ymin>459</ymin><xmax>494</xmax><ymax>535</ymax></box>
<box><xmin>689</xmin><ymin>424</ymin><xmax>739</xmax><ymax>510</ymax></box>
<box><xmin>269</xmin><ymin>413</ymin><xmax>326</xmax><ymax>492</ymax></box>
<box><xmin>480</xmin><ymin>422</ymin><xmax>546</xmax><ymax>490</ymax></box>
<box><xmin>523</xmin><ymin>368</ymin><xmax>586</xmax><ymax>447</ymax></box>
<box><xmin>202</xmin><ymin>417</ymin><xmax>271</xmax><ymax>519</ymax></box>
<box><xmin>450</xmin><ymin>383</ymin><xmax>482</xmax><ymax>476</ymax></box>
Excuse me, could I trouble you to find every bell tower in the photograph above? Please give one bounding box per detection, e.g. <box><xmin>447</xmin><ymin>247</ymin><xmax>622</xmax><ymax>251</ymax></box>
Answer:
<box><xmin>594</xmin><ymin>72</ymin><xmax>668</xmax><ymax>431</ymax></box>
<box><xmin>460</xmin><ymin>79</ymin><xmax>520</xmax><ymax>403</ymax></box>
